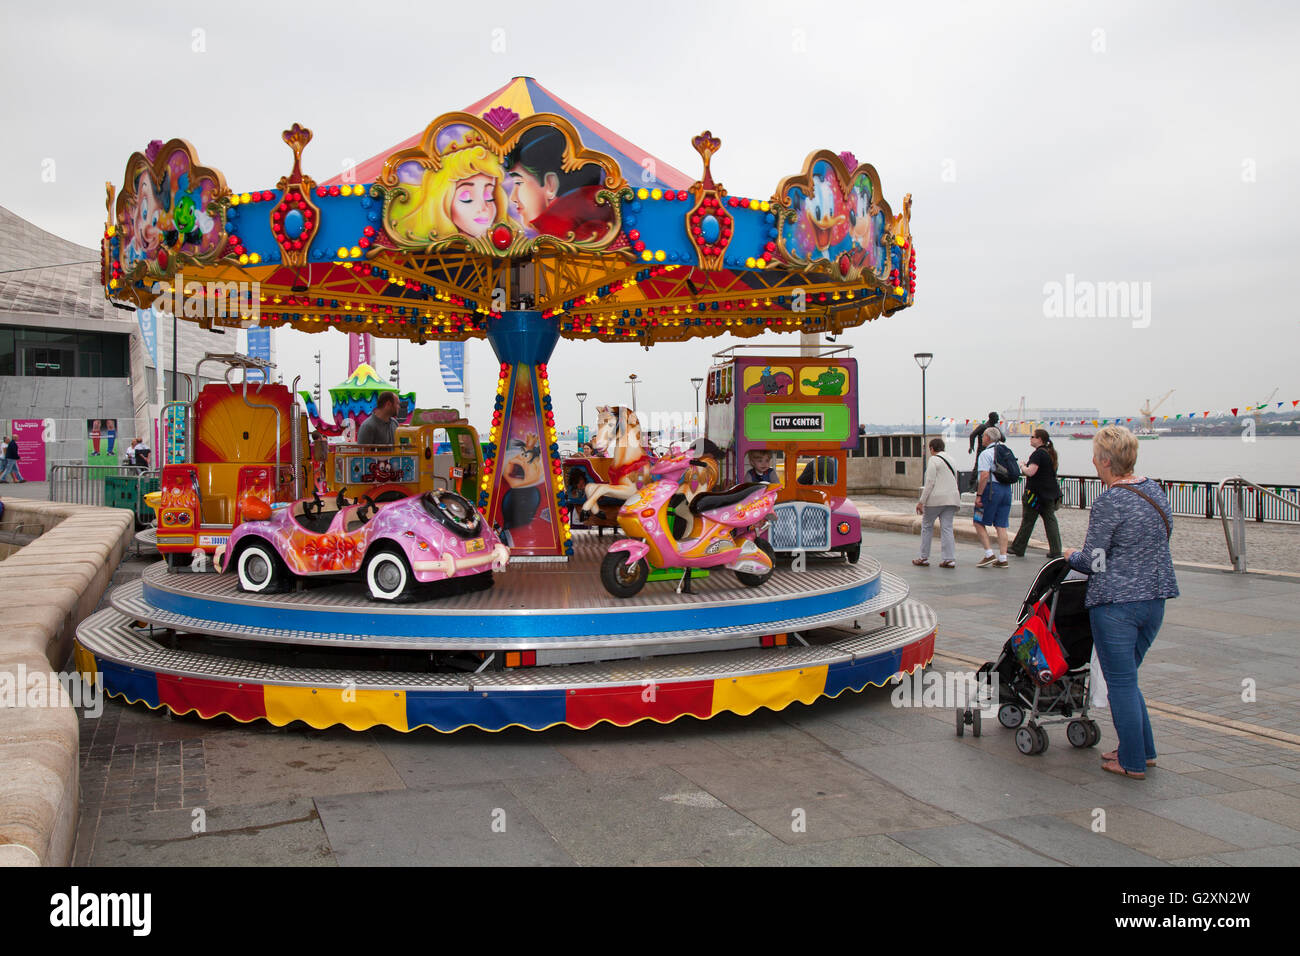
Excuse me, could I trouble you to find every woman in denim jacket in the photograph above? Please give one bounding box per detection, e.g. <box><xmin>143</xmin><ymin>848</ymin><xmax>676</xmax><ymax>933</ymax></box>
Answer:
<box><xmin>1064</xmin><ymin>426</ymin><xmax>1179</xmax><ymax>779</ymax></box>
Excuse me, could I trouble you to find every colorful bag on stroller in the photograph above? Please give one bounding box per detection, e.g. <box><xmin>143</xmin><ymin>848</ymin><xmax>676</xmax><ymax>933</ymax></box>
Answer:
<box><xmin>1010</xmin><ymin>595</ymin><xmax>1069</xmax><ymax>685</ymax></box>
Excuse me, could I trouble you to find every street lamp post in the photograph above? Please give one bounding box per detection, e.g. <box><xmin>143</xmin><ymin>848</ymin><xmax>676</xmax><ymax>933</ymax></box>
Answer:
<box><xmin>625</xmin><ymin>373</ymin><xmax>640</xmax><ymax>412</ymax></box>
<box><xmin>913</xmin><ymin>353</ymin><xmax>933</xmax><ymax>473</ymax></box>
<box><xmin>576</xmin><ymin>392</ymin><xmax>587</xmax><ymax>444</ymax></box>
<box><xmin>691</xmin><ymin>377</ymin><xmax>703</xmax><ymax>440</ymax></box>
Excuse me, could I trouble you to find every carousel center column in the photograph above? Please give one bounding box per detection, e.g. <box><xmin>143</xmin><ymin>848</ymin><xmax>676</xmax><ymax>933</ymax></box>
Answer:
<box><xmin>480</xmin><ymin>310</ymin><xmax>571</xmax><ymax>558</ymax></box>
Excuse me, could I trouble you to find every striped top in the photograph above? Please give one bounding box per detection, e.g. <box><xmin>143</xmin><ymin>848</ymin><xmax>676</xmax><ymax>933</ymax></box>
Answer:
<box><xmin>1067</xmin><ymin>478</ymin><xmax>1180</xmax><ymax>608</ymax></box>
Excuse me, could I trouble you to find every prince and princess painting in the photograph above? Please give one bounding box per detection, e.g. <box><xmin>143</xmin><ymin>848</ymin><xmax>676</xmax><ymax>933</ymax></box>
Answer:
<box><xmin>384</xmin><ymin>120</ymin><xmax>616</xmax><ymax>248</ymax></box>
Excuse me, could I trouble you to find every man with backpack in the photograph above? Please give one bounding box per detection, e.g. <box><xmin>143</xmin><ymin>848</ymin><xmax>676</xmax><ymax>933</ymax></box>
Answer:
<box><xmin>973</xmin><ymin>426</ymin><xmax>1018</xmax><ymax>568</ymax></box>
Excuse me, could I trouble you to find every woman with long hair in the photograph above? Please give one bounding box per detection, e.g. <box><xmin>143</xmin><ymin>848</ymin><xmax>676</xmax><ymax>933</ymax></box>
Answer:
<box><xmin>1011</xmin><ymin>428</ymin><xmax>1063</xmax><ymax>558</ymax></box>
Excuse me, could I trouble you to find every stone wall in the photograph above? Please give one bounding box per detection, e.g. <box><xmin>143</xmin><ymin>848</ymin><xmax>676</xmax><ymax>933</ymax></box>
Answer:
<box><xmin>0</xmin><ymin>499</ymin><xmax>132</xmax><ymax>866</ymax></box>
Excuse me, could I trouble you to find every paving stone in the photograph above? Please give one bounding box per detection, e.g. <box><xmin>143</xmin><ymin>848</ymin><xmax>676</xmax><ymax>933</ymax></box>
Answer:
<box><xmin>887</xmin><ymin>823</ymin><xmax>1063</xmax><ymax>866</ymax></box>
<box><xmin>201</xmin><ymin>728</ymin><xmax>405</xmax><ymax>806</ymax></box>
<box><xmin>1209</xmin><ymin>845</ymin><xmax>1300</xmax><ymax>866</ymax></box>
<box><xmin>548</xmin><ymin>722</ymin><xmax>739</xmax><ymax>775</ymax></box>
<box><xmin>983</xmin><ymin>814</ymin><xmax>1168</xmax><ymax>866</ymax></box>
<box><xmin>371</xmin><ymin>727</ymin><xmax>577</xmax><ymax>788</ymax></box>
<box><xmin>1207</xmin><ymin>789</ymin><xmax>1300</xmax><ymax>830</ymax></box>
<box><xmin>701</xmin><ymin>833</ymin><xmax>938</xmax><ymax>867</ymax></box>
<box><xmin>1058</xmin><ymin>805</ymin><xmax>1237</xmax><ymax>860</ymax></box>
<box><xmin>1143</xmin><ymin>796</ymin><xmax>1300</xmax><ymax>849</ymax></box>
<box><xmin>1182</xmin><ymin>770</ymin><xmax>1266</xmax><ymax>793</ymax></box>
<box><xmin>675</xmin><ymin>751</ymin><xmax>958</xmax><ymax>844</ymax></box>
<box><xmin>89</xmin><ymin>797</ymin><xmax>334</xmax><ymax>866</ymax></box>
<box><xmin>314</xmin><ymin>785</ymin><xmax>573</xmax><ymax>866</ymax></box>
<box><xmin>505</xmin><ymin>765</ymin><xmax>777</xmax><ymax>866</ymax></box>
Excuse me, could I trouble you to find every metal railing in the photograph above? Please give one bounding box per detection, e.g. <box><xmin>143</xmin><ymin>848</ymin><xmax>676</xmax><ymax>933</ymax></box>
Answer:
<box><xmin>1216</xmin><ymin>477</ymin><xmax>1300</xmax><ymax>573</ymax></box>
<box><xmin>1057</xmin><ymin>475</ymin><xmax>1299</xmax><ymax>525</ymax></box>
<box><xmin>48</xmin><ymin>464</ymin><xmax>159</xmax><ymax>510</ymax></box>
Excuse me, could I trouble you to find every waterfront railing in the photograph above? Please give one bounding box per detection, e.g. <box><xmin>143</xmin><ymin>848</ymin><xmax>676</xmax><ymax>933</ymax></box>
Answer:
<box><xmin>1055</xmin><ymin>475</ymin><xmax>1299</xmax><ymax>525</ymax></box>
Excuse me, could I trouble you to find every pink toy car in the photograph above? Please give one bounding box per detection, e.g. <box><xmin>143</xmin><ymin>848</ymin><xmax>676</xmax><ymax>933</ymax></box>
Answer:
<box><xmin>215</xmin><ymin>489</ymin><xmax>510</xmax><ymax>601</ymax></box>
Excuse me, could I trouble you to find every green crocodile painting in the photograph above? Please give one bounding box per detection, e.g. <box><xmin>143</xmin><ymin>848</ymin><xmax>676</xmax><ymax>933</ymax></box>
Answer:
<box><xmin>801</xmin><ymin>367</ymin><xmax>847</xmax><ymax>396</ymax></box>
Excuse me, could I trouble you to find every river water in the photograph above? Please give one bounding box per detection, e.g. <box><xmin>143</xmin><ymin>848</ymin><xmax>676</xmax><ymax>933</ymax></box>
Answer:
<box><xmin>954</xmin><ymin>435</ymin><xmax>1299</xmax><ymax>485</ymax></box>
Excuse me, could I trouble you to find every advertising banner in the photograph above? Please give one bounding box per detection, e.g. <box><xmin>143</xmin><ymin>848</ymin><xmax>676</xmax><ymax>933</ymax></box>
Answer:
<box><xmin>245</xmin><ymin>327</ymin><xmax>272</xmax><ymax>383</ymax></box>
<box><xmin>12</xmin><ymin>419</ymin><xmax>47</xmax><ymax>481</ymax></box>
<box><xmin>439</xmin><ymin>342</ymin><xmax>465</xmax><ymax>393</ymax></box>
<box><xmin>87</xmin><ymin>418</ymin><xmax>121</xmax><ymax>473</ymax></box>
<box><xmin>136</xmin><ymin>308</ymin><xmax>159</xmax><ymax>369</ymax></box>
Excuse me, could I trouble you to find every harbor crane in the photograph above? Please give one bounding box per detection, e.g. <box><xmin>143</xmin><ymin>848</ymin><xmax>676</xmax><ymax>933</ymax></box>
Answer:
<box><xmin>1138</xmin><ymin>389</ymin><xmax>1174</xmax><ymax>433</ymax></box>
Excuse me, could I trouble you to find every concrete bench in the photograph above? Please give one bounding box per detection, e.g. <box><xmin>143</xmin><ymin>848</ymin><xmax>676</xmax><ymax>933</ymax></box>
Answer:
<box><xmin>0</xmin><ymin>498</ymin><xmax>132</xmax><ymax>866</ymax></box>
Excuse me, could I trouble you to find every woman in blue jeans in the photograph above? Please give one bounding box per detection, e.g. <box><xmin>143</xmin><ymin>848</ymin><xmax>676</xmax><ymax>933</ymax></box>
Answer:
<box><xmin>1063</xmin><ymin>426</ymin><xmax>1179</xmax><ymax>779</ymax></box>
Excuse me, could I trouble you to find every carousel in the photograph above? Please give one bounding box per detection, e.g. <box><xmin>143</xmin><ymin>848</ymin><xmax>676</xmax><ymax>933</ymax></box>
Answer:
<box><xmin>78</xmin><ymin>77</ymin><xmax>933</xmax><ymax>732</ymax></box>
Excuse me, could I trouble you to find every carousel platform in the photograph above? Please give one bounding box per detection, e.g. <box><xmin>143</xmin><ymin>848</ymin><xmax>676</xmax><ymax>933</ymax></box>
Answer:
<box><xmin>75</xmin><ymin>535</ymin><xmax>937</xmax><ymax>732</ymax></box>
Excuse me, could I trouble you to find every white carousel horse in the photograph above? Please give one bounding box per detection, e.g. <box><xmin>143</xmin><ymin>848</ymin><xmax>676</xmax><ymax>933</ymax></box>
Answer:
<box><xmin>580</xmin><ymin>405</ymin><xmax>652</xmax><ymax>515</ymax></box>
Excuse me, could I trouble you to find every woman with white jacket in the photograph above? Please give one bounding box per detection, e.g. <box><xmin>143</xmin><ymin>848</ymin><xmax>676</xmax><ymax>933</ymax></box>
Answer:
<box><xmin>914</xmin><ymin>437</ymin><xmax>961</xmax><ymax>568</ymax></box>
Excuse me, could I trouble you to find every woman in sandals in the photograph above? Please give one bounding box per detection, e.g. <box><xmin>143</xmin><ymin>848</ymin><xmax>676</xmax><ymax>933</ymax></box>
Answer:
<box><xmin>914</xmin><ymin>437</ymin><xmax>961</xmax><ymax>568</ymax></box>
<box><xmin>1063</xmin><ymin>426</ymin><xmax>1179</xmax><ymax>779</ymax></box>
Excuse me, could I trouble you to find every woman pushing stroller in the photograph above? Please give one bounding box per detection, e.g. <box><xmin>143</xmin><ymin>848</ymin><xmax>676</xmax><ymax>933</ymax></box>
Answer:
<box><xmin>1063</xmin><ymin>426</ymin><xmax>1179</xmax><ymax>779</ymax></box>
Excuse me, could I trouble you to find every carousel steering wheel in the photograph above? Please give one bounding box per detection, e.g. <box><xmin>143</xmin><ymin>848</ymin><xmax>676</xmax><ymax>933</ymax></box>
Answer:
<box><xmin>420</xmin><ymin>489</ymin><xmax>482</xmax><ymax>538</ymax></box>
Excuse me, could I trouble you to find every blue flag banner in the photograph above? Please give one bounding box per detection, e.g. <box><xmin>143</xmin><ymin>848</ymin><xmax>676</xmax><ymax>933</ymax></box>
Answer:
<box><xmin>439</xmin><ymin>341</ymin><xmax>465</xmax><ymax>393</ymax></box>
<box><xmin>136</xmin><ymin>308</ymin><xmax>159</xmax><ymax>369</ymax></box>
<box><xmin>245</xmin><ymin>327</ymin><xmax>272</xmax><ymax>382</ymax></box>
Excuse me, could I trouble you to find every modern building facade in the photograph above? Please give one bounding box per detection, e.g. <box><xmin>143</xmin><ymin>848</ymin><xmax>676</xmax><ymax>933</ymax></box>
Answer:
<box><xmin>0</xmin><ymin>204</ymin><xmax>271</xmax><ymax>467</ymax></box>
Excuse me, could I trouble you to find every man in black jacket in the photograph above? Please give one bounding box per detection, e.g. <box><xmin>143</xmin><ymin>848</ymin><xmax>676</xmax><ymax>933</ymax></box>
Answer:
<box><xmin>968</xmin><ymin>411</ymin><xmax>1000</xmax><ymax>454</ymax></box>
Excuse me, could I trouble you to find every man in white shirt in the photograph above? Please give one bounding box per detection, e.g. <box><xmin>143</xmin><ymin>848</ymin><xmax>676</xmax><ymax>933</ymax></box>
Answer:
<box><xmin>973</xmin><ymin>427</ymin><xmax>1012</xmax><ymax>568</ymax></box>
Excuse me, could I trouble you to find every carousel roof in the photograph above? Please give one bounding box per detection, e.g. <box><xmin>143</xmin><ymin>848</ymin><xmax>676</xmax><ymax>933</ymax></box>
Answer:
<box><xmin>329</xmin><ymin>77</ymin><xmax>693</xmax><ymax>192</ymax></box>
<box><xmin>98</xmin><ymin>80</ymin><xmax>916</xmax><ymax>347</ymax></box>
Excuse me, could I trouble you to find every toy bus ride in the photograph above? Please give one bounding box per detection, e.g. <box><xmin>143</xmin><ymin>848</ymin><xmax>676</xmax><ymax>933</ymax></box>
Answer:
<box><xmin>705</xmin><ymin>344</ymin><xmax>862</xmax><ymax>563</ymax></box>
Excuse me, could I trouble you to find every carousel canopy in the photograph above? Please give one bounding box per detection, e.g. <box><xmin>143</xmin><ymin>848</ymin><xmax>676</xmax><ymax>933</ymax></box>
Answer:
<box><xmin>99</xmin><ymin>79</ymin><xmax>916</xmax><ymax>347</ymax></box>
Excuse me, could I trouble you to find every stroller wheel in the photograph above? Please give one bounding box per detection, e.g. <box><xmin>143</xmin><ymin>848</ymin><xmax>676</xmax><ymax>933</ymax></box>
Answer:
<box><xmin>971</xmin><ymin>709</ymin><xmax>982</xmax><ymax>738</ymax></box>
<box><xmin>1084</xmin><ymin>720</ymin><xmax>1101</xmax><ymax>748</ymax></box>
<box><xmin>1035</xmin><ymin>725</ymin><xmax>1050</xmax><ymax>753</ymax></box>
<box><xmin>1067</xmin><ymin>719</ymin><xmax>1092</xmax><ymax>748</ymax></box>
<box><xmin>998</xmin><ymin>703</ymin><xmax>1024</xmax><ymax>729</ymax></box>
<box><xmin>955</xmin><ymin>707</ymin><xmax>966</xmax><ymax>737</ymax></box>
<box><xmin>1015</xmin><ymin>726</ymin><xmax>1036</xmax><ymax>755</ymax></box>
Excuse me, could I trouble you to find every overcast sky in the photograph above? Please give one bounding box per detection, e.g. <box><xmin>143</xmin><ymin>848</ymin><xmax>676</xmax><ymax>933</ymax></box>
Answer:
<box><xmin>2</xmin><ymin>0</ymin><xmax>1296</xmax><ymax>434</ymax></box>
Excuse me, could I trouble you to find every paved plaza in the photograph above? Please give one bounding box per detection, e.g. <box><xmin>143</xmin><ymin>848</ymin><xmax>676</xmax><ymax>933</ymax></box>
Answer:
<box><xmin>70</xmin><ymin>523</ymin><xmax>1300</xmax><ymax>867</ymax></box>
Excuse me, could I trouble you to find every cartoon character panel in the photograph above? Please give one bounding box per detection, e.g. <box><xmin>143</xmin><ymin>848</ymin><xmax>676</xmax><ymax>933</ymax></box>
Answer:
<box><xmin>776</xmin><ymin>152</ymin><xmax>892</xmax><ymax>282</ymax></box>
<box><xmin>114</xmin><ymin>140</ymin><xmax>227</xmax><ymax>279</ymax></box>
<box><xmin>380</xmin><ymin>116</ymin><xmax>624</xmax><ymax>252</ymax></box>
<box><xmin>486</xmin><ymin>367</ymin><xmax>560</xmax><ymax>554</ymax></box>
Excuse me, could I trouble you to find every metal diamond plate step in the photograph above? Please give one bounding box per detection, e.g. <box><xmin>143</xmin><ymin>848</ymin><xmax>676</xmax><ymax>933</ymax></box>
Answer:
<box><xmin>78</xmin><ymin>600</ymin><xmax>937</xmax><ymax>693</ymax></box>
<box><xmin>111</xmin><ymin>569</ymin><xmax>911</xmax><ymax>652</ymax></box>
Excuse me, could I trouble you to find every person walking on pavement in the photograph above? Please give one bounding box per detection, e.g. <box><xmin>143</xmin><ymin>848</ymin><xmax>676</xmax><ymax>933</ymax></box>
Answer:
<box><xmin>1010</xmin><ymin>428</ymin><xmax>1064</xmax><ymax>558</ymax></box>
<box><xmin>913</xmin><ymin>437</ymin><xmax>961</xmax><ymax>568</ymax></box>
<box><xmin>1</xmin><ymin>436</ymin><xmax>23</xmax><ymax>483</ymax></box>
<box><xmin>972</xmin><ymin>426</ymin><xmax>1012</xmax><ymax>568</ymax></box>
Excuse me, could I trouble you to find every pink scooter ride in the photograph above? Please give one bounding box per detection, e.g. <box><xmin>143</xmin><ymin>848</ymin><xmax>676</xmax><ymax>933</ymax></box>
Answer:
<box><xmin>599</xmin><ymin>451</ymin><xmax>778</xmax><ymax>598</ymax></box>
